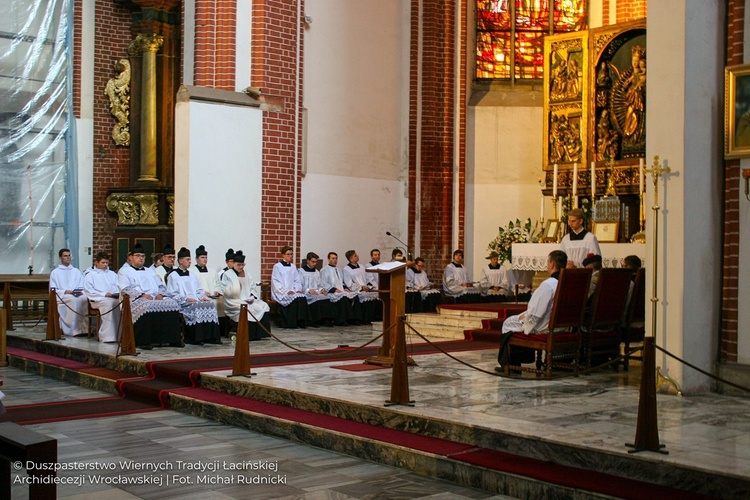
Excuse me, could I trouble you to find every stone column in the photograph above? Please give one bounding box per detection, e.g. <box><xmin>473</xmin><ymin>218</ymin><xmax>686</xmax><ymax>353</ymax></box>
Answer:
<box><xmin>131</xmin><ymin>33</ymin><xmax>163</xmax><ymax>184</ymax></box>
<box><xmin>646</xmin><ymin>0</ymin><xmax>725</xmax><ymax>393</ymax></box>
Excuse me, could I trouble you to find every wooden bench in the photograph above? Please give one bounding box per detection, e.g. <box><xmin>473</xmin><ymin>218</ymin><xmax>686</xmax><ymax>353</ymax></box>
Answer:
<box><xmin>1</xmin><ymin>275</ymin><xmax>51</xmax><ymax>330</ymax></box>
<box><xmin>0</xmin><ymin>421</ymin><xmax>58</xmax><ymax>498</ymax></box>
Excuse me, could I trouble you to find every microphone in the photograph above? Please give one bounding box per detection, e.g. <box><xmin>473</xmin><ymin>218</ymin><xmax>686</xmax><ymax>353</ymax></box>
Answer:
<box><xmin>386</xmin><ymin>232</ymin><xmax>413</xmax><ymax>260</ymax></box>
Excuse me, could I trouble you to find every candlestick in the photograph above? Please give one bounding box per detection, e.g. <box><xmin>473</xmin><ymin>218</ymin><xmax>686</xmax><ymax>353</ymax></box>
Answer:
<box><xmin>639</xmin><ymin>158</ymin><xmax>644</xmax><ymax>194</ymax></box>
<box><xmin>572</xmin><ymin>162</ymin><xmax>578</xmax><ymax>197</ymax></box>
<box><xmin>540</xmin><ymin>196</ymin><xmax>545</xmax><ymax>221</ymax></box>
<box><xmin>552</xmin><ymin>164</ymin><xmax>558</xmax><ymax>198</ymax></box>
<box><xmin>590</xmin><ymin>161</ymin><xmax>596</xmax><ymax>198</ymax></box>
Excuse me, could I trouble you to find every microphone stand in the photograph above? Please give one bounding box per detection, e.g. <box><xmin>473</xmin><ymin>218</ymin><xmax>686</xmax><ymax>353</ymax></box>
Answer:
<box><xmin>386</xmin><ymin>232</ymin><xmax>412</xmax><ymax>260</ymax></box>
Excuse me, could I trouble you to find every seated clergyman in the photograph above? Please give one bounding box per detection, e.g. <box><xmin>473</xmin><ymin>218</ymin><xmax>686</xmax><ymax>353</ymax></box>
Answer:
<box><xmin>319</xmin><ymin>251</ymin><xmax>360</xmax><ymax>326</ymax></box>
<box><xmin>220</xmin><ymin>250</ymin><xmax>271</xmax><ymax>340</ymax></box>
<box><xmin>117</xmin><ymin>243</ymin><xmax>183</xmax><ymax>350</ymax></box>
<box><xmin>167</xmin><ymin>247</ymin><xmax>222</xmax><ymax>345</ymax></box>
<box><xmin>495</xmin><ymin>250</ymin><xmax>567</xmax><ymax>371</ymax></box>
<box><xmin>298</xmin><ymin>252</ymin><xmax>334</xmax><ymax>327</ymax></box>
<box><xmin>442</xmin><ymin>249</ymin><xmax>481</xmax><ymax>304</ymax></box>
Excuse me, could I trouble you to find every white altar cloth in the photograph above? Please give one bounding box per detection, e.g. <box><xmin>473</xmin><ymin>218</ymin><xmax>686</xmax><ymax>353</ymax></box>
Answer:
<box><xmin>511</xmin><ymin>243</ymin><xmax>646</xmax><ymax>271</ymax></box>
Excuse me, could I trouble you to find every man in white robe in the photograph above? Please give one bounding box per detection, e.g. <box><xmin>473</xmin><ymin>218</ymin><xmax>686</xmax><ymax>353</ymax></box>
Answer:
<box><xmin>366</xmin><ymin>249</ymin><xmax>381</xmax><ymax>289</ymax></box>
<box><xmin>496</xmin><ymin>250</ymin><xmax>567</xmax><ymax>369</ymax></box>
<box><xmin>84</xmin><ymin>252</ymin><xmax>121</xmax><ymax>342</ymax></box>
<box><xmin>560</xmin><ymin>208</ymin><xmax>601</xmax><ymax>268</ymax></box>
<box><xmin>168</xmin><ymin>247</ymin><xmax>222</xmax><ymax>345</ymax></box>
<box><xmin>49</xmin><ymin>248</ymin><xmax>89</xmax><ymax>336</ymax></box>
<box><xmin>320</xmin><ymin>252</ymin><xmax>360</xmax><ymax>325</ymax></box>
<box><xmin>479</xmin><ymin>251</ymin><xmax>510</xmax><ymax>303</ymax></box>
<box><xmin>342</xmin><ymin>250</ymin><xmax>382</xmax><ymax>323</ymax></box>
<box><xmin>299</xmin><ymin>252</ymin><xmax>334</xmax><ymax>326</ymax></box>
<box><xmin>155</xmin><ymin>244</ymin><xmax>176</xmax><ymax>284</ymax></box>
<box><xmin>271</xmin><ymin>246</ymin><xmax>310</xmax><ymax>328</ymax></box>
<box><xmin>216</xmin><ymin>248</ymin><xmax>236</xmax><ymax>336</ymax></box>
<box><xmin>406</xmin><ymin>257</ymin><xmax>441</xmax><ymax>313</ymax></box>
<box><xmin>117</xmin><ymin>244</ymin><xmax>182</xmax><ymax>350</ymax></box>
<box><xmin>220</xmin><ymin>250</ymin><xmax>271</xmax><ymax>340</ymax></box>
<box><xmin>442</xmin><ymin>250</ymin><xmax>481</xmax><ymax>303</ymax></box>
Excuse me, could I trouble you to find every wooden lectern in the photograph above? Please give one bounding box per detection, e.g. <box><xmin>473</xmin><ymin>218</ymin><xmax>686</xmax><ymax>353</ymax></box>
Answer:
<box><xmin>364</xmin><ymin>261</ymin><xmax>415</xmax><ymax>368</ymax></box>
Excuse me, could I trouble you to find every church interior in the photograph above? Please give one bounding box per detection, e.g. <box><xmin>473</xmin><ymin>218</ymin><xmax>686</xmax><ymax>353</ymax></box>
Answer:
<box><xmin>2</xmin><ymin>0</ymin><xmax>750</xmax><ymax>497</ymax></box>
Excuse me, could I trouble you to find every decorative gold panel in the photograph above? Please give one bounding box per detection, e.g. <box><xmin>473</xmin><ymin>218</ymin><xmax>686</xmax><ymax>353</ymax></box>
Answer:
<box><xmin>105</xmin><ymin>59</ymin><xmax>131</xmax><ymax>146</ymax></box>
<box><xmin>106</xmin><ymin>193</ymin><xmax>159</xmax><ymax>226</ymax></box>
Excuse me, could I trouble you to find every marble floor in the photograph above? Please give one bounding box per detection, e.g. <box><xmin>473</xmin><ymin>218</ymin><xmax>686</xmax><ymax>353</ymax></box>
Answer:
<box><xmin>1</xmin><ymin>366</ymin><xmax>514</xmax><ymax>499</ymax></box>
<box><xmin>4</xmin><ymin>321</ymin><xmax>750</xmax><ymax>497</ymax></box>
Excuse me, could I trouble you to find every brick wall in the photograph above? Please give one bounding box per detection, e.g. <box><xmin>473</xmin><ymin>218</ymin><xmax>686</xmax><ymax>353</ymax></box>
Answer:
<box><xmin>409</xmin><ymin>0</ymin><xmax>467</xmax><ymax>283</ymax></box>
<box><xmin>252</xmin><ymin>1</ymin><xmax>302</xmax><ymax>279</ymax></box>
<box><xmin>616</xmin><ymin>0</ymin><xmax>647</xmax><ymax>22</ymax></box>
<box><xmin>722</xmin><ymin>0</ymin><xmax>744</xmax><ymax>362</ymax></box>
<box><xmin>194</xmin><ymin>0</ymin><xmax>236</xmax><ymax>90</ymax></box>
<box><xmin>89</xmin><ymin>0</ymin><xmax>135</xmax><ymax>255</ymax></box>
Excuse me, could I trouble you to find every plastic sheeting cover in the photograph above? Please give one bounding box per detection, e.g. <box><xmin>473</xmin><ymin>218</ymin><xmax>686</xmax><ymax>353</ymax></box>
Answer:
<box><xmin>0</xmin><ymin>0</ymin><xmax>75</xmax><ymax>274</ymax></box>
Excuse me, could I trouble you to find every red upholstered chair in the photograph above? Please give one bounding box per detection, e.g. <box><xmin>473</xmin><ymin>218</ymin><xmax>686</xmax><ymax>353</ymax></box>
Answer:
<box><xmin>622</xmin><ymin>268</ymin><xmax>646</xmax><ymax>370</ymax></box>
<box><xmin>582</xmin><ymin>268</ymin><xmax>633</xmax><ymax>370</ymax></box>
<box><xmin>504</xmin><ymin>268</ymin><xmax>592</xmax><ymax>378</ymax></box>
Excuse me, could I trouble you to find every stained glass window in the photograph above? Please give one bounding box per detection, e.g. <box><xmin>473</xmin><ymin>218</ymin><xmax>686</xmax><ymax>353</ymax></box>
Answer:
<box><xmin>476</xmin><ymin>1</ymin><xmax>587</xmax><ymax>80</ymax></box>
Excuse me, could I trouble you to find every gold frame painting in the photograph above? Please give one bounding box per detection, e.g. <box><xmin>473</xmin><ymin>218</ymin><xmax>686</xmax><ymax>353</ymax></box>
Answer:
<box><xmin>542</xmin><ymin>220</ymin><xmax>561</xmax><ymax>242</ymax></box>
<box><xmin>592</xmin><ymin>221</ymin><xmax>619</xmax><ymax>243</ymax></box>
<box><xmin>725</xmin><ymin>63</ymin><xmax>750</xmax><ymax>159</ymax></box>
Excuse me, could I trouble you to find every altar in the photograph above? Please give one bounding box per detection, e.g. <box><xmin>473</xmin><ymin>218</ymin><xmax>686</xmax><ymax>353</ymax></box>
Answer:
<box><xmin>511</xmin><ymin>243</ymin><xmax>646</xmax><ymax>271</ymax></box>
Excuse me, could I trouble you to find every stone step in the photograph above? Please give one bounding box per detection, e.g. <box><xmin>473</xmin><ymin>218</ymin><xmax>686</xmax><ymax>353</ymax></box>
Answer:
<box><xmin>406</xmin><ymin>325</ymin><xmax>466</xmax><ymax>340</ymax></box>
<box><xmin>435</xmin><ymin>307</ymin><xmax>499</xmax><ymax>319</ymax></box>
<box><xmin>406</xmin><ymin>313</ymin><xmax>484</xmax><ymax>329</ymax></box>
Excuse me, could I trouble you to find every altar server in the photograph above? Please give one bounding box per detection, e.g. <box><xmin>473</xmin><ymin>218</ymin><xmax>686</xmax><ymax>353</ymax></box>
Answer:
<box><xmin>406</xmin><ymin>257</ymin><xmax>441</xmax><ymax>313</ymax></box>
<box><xmin>320</xmin><ymin>252</ymin><xmax>359</xmax><ymax>325</ymax></box>
<box><xmin>271</xmin><ymin>246</ymin><xmax>310</xmax><ymax>328</ymax></box>
<box><xmin>479</xmin><ymin>251</ymin><xmax>509</xmax><ymax>302</ymax></box>
<box><xmin>168</xmin><ymin>247</ymin><xmax>222</xmax><ymax>345</ymax></box>
<box><xmin>342</xmin><ymin>249</ymin><xmax>382</xmax><ymax>323</ymax></box>
<box><xmin>442</xmin><ymin>249</ymin><xmax>481</xmax><ymax>303</ymax></box>
<box><xmin>560</xmin><ymin>208</ymin><xmax>601</xmax><ymax>268</ymax></box>
<box><xmin>220</xmin><ymin>250</ymin><xmax>271</xmax><ymax>340</ymax></box>
<box><xmin>298</xmin><ymin>252</ymin><xmax>333</xmax><ymax>326</ymax></box>
<box><xmin>117</xmin><ymin>244</ymin><xmax>183</xmax><ymax>350</ymax></box>
<box><xmin>84</xmin><ymin>252</ymin><xmax>122</xmax><ymax>342</ymax></box>
<box><xmin>49</xmin><ymin>248</ymin><xmax>89</xmax><ymax>336</ymax></box>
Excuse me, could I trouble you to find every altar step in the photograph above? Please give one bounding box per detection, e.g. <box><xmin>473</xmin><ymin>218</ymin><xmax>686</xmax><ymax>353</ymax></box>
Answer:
<box><xmin>405</xmin><ymin>308</ymin><xmax>498</xmax><ymax>340</ymax></box>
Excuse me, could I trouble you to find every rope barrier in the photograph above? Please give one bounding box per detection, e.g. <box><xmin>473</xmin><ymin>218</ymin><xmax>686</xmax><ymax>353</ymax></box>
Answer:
<box><xmin>653</xmin><ymin>343</ymin><xmax>750</xmax><ymax>394</ymax></box>
<box><xmin>53</xmin><ymin>290</ymin><xmax>122</xmax><ymax>317</ymax></box>
<box><xmin>246</xmin><ymin>306</ymin><xmax>388</xmax><ymax>358</ymax></box>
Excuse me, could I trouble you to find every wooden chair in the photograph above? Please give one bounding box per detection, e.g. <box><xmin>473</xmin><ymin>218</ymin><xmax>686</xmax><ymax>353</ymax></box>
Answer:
<box><xmin>622</xmin><ymin>268</ymin><xmax>646</xmax><ymax>370</ymax></box>
<box><xmin>504</xmin><ymin>268</ymin><xmax>592</xmax><ymax>378</ymax></box>
<box><xmin>87</xmin><ymin>301</ymin><xmax>101</xmax><ymax>340</ymax></box>
<box><xmin>582</xmin><ymin>268</ymin><xmax>632</xmax><ymax>370</ymax></box>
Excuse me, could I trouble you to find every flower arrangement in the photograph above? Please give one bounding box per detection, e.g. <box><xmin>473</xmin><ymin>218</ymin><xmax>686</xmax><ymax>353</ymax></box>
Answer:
<box><xmin>487</xmin><ymin>218</ymin><xmax>540</xmax><ymax>266</ymax></box>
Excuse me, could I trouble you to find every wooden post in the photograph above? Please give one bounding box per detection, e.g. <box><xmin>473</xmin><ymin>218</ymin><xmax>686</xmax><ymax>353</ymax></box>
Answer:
<box><xmin>45</xmin><ymin>288</ymin><xmax>61</xmax><ymax>341</ymax></box>
<box><xmin>229</xmin><ymin>304</ymin><xmax>254</xmax><ymax>377</ymax></box>
<box><xmin>2</xmin><ymin>283</ymin><xmax>12</xmax><ymax>331</ymax></box>
<box><xmin>119</xmin><ymin>295</ymin><xmax>137</xmax><ymax>356</ymax></box>
<box><xmin>0</xmin><ymin>309</ymin><xmax>7</xmax><ymax>367</ymax></box>
<box><xmin>627</xmin><ymin>337</ymin><xmax>667</xmax><ymax>454</ymax></box>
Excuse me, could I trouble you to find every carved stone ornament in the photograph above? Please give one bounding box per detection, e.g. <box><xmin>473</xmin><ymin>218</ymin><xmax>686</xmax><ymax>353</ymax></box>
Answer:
<box><xmin>105</xmin><ymin>59</ymin><xmax>131</xmax><ymax>146</ymax></box>
<box><xmin>106</xmin><ymin>193</ymin><xmax>159</xmax><ymax>226</ymax></box>
<box><xmin>166</xmin><ymin>195</ymin><xmax>174</xmax><ymax>225</ymax></box>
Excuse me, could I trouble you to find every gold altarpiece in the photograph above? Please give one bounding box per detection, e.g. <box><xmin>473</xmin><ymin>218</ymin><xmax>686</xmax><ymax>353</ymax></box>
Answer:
<box><xmin>542</xmin><ymin>19</ymin><xmax>647</xmax><ymax>240</ymax></box>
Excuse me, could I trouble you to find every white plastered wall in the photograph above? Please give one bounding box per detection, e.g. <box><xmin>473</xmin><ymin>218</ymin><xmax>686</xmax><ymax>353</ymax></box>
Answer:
<box><xmin>299</xmin><ymin>0</ymin><xmax>409</xmax><ymax>260</ymax></box>
<box><xmin>174</xmin><ymin>100</ymin><xmax>264</xmax><ymax>280</ymax></box>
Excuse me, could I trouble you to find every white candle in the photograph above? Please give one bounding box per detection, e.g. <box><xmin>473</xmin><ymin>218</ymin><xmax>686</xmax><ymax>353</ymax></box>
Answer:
<box><xmin>553</xmin><ymin>164</ymin><xmax>558</xmax><ymax>198</ymax></box>
<box><xmin>540</xmin><ymin>196</ymin><xmax>545</xmax><ymax>220</ymax></box>
<box><xmin>590</xmin><ymin>161</ymin><xmax>596</xmax><ymax>198</ymax></box>
<box><xmin>639</xmin><ymin>158</ymin><xmax>644</xmax><ymax>194</ymax></box>
<box><xmin>572</xmin><ymin>162</ymin><xmax>578</xmax><ymax>197</ymax></box>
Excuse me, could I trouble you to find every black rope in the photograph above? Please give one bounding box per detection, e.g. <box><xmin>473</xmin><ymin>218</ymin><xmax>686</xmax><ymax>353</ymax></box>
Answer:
<box><xmin>54</xmin><ymin>289</ymin><xmax>123</xmax><ymax>317</ymax></box>
<box><xmin>653</xmin><ymin>343</ymin><xmax>750</xmax><ymax>394</ymax></box>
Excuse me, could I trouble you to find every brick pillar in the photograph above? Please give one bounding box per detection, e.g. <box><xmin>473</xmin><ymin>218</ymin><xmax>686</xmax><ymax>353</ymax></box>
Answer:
<box><xmin>616</xmin><ymin>0</ymin><xmax>647</xmax><ymax>22</ymax></box>
<box><xmin>194</xmin><ymin>0</ymin><xmax>236</xmax><ymax>90</ymax></box>
<box><xmin>722</xmin><ymin>0</ymin><xmax>744</xmax><ymax>362</ymax></box>
<box><xmin>409</xmin><ymin>0</ymin><xmax>467</xmax><ymax>282</ymax></box>
<box><xmin>252</xmin><ymin>0</ymin><xmax>303</xmax><ymax>279</ymax></box>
